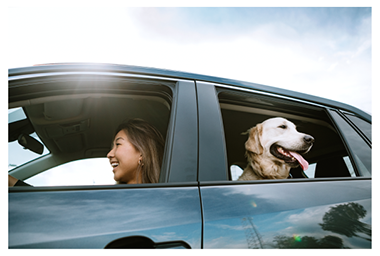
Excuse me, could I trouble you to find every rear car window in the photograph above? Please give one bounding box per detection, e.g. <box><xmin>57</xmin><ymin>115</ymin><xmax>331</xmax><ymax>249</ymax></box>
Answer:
<box><xmin>217</xmin><ymin>89</ymin><xmax>369</xmax><ymax>180</ymax></box>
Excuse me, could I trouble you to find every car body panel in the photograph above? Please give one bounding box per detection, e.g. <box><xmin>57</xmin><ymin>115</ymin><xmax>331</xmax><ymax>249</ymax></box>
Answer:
<box><xmin>164</xmin><ymin>80</ymin><xmax>198</xmax><ymax>182</ymax></box>
<box><xmin>200</xmin><ymin>179</ymin><xmax>371</xmax><ymax>248</ymax></box>
<box><xmin>196</xmin><ymin>81</ymin><xmax>228</xmax><ymax>181</ymax></box>
<box><xmin>9</xmin><ymin>185</ymin><xmax>202</xmax><ymax>248</ymax></box>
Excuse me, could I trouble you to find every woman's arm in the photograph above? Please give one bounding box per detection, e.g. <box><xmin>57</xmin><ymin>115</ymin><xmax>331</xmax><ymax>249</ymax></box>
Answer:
<box><xmin>8</xmin><ymin>175</ymin><xmax>32</xmax><ymax>187</ymax></box>
<box><xmin>8</xmin><ymin>175</ymin><xmax>18</xmax><ymax>187</ymax></box>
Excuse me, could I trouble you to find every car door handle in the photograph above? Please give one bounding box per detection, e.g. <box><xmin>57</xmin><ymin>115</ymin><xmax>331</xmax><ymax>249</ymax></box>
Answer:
<box><xmin>105</xmin><ymin>235</ymin><xmax>191</xmax><ymax>249</ymax></box>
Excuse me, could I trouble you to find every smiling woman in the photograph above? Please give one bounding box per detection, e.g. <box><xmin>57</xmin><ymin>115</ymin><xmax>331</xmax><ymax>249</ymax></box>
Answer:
<box><xmin>107</xmin><ymin>119</ymin><xmax>165</xmax><ymax>184</ymax></box>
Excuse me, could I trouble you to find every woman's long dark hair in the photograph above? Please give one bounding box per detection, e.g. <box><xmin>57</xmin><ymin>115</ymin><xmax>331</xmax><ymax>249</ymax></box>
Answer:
<box><xmin>114</xmin><ymin>119</ymin><xmax>164</xmax><ymax>184</ymax></box>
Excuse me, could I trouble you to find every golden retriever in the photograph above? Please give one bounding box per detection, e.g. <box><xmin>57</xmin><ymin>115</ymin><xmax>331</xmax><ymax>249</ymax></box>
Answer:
<box><xmin>238</xmin><ymin>117</ymin><xmax>314</xmax><ymax>180</ymax></box>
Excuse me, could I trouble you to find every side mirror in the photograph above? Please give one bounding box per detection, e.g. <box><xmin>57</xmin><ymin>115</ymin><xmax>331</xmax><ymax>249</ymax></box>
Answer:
<box><xmin>18</xmin><ymin>134</ymin><xmax>44</xmax><ymax>155</ymax></box>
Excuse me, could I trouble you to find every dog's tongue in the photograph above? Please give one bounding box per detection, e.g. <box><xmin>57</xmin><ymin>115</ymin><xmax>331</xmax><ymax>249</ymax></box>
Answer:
<box><xmin>289</xmin><ymin>151</ymin><xmax>309</xmax><ymax>170</ymax></box>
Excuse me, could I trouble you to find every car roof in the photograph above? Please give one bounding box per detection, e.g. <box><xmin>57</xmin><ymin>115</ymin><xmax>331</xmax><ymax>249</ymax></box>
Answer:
<box><xmin>9</xmin><ymin>62</ymin><xmax>370</xmax><ymax>122</ymax></box>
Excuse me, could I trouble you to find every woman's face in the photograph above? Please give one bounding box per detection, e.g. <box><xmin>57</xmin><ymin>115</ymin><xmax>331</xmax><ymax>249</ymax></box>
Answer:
<box><xmin>107</xmin><ymin>130</ymin><xmax>142</xmax><ymax>184</ymax></box>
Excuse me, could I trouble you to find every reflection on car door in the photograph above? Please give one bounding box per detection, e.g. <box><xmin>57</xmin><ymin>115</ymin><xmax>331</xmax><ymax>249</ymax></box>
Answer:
<box><xmin>9</xmin><ymin>185</ymin><xmax>202</xmax><ymax>248</ymax></box>
<box><xmin>200</xmin><ymin>179</ymin><xmax>371</xmax><ymax>248</ymax></box>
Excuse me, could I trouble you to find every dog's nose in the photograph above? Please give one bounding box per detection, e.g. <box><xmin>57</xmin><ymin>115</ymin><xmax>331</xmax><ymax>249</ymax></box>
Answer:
<box><xmin>304</xmin><ymin>135</ymin><xmax>314</xmax><ymax>144</ymax></box>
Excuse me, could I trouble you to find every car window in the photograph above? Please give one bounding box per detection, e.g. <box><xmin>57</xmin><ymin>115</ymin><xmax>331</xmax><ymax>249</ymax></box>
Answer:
<box><xmin>25</xmin><ymin>158</ymin><xmax>115</xmax><ymax>186</ymax></box>
<box><xmin>344</xmin><ymin>113</ymin><xmax>371</xmax><ymax>142</ymax></box>
<box><xmin>328</xmin><ymin>110</ymin><xmax>371</xmax><ymax>177</ymax></box>
<box><xmin>230</xmin><ymin>164</ymin><xmax>243</xmax><ymax>181</ymax></box>
<box><xmin>8</xmin><ymin>77</ymin><xmax>176</xmax><ymax>186</ymax></box>
<box><xmin>217</xmin><ymin>88</ymin><xmax>364</xmax><ymax>180</ymax></box>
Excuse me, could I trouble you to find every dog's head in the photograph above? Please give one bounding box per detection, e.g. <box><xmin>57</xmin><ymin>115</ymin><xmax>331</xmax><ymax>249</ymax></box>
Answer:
<box><xmin>245</xmin><ymin>117</ymin><xmax>314</xmax><ymax>172</ymax></box>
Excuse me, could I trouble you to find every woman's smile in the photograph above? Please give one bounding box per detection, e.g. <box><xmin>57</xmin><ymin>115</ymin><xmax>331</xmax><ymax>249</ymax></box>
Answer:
<box><xmin>110</xmin><ymin>161</ymin><xmax>119</xmax><ymax>171</ymax></box>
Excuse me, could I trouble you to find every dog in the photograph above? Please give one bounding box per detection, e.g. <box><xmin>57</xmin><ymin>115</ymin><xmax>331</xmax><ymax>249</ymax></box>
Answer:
<box><xmin>238</xmin><ymin>117</ymin><xmax>314</xmax><ymax>180</ymax></box>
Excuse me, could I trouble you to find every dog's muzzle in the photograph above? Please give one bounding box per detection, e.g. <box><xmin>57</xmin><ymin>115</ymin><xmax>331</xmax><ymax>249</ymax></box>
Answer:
<box><xmin>270</xmin><ymin>136</ymin><xmax>314</xmax><ymax>171</ymax></box>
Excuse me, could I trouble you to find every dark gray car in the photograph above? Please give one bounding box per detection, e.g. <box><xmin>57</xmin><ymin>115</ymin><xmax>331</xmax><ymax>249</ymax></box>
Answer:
<box><xmin>8</xmin><ymin>63</ymin><xmax>371</xmax><ymax>248</ymax></box>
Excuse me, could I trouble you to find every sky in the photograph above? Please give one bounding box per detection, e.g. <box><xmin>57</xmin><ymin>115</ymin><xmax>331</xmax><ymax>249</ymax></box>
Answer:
<box><xmin>6</xmin><ymin>4</ymin><xmax>374</xmax><ymax>114</ymax></box>
<box><xmin>5</xmin><ymin>3</ymin><xmax>376</xmax><ymax>185</ymax></box>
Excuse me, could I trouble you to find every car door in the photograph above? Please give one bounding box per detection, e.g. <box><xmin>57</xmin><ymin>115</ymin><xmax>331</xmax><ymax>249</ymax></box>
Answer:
<box><xmin>196</xmin><ymin>81</ymin><xmax>371</xmax><ymax>249</ymax></box>
<box><xmin>9</xmin><ymin>185</ymin><xmax>201</xmax><ymax>248</ymax></box>
<box><xmin>8</xmin><ymin>67</ymin><xmax>202</xmax><ymax>249</ymax></box>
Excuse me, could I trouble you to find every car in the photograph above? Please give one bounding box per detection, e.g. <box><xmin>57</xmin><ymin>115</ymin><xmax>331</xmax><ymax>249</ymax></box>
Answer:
<box><xmin>8</xmin><ymin>63</ymin><xmax>371</xmax><ymax>249</ymax></box>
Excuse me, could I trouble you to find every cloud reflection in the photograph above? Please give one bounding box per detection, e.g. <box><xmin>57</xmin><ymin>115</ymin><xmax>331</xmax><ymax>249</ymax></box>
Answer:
<box><xmin>201</xmin><ymin>181</ymin><xmax>371</xmax><ymax>248</ymax></box>
<box><xmin>9</xmin><ymin>187</ymin><xmax>202</xmax><ymax>248</ymax></box>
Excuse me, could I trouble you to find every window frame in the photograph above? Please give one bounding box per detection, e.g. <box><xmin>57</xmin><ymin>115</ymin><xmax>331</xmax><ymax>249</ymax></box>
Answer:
<box><xmin>196</xmin><ymin>82</ymin><xmax>370</xmax><ymax>183</ymax></box>
<box><xmin>341</xmin><ymin>110</ymin><xmax>372</xmax><ymax>144</ymax></box>
<box><xmin>9</xmin><ymin>71</ymin><xmax>199</xmax><ymax>190</ymax></box>
<box><xmin>326</xmin><ymin>109</ymin><xmax>371</xmax><ymax>177</ymax></box>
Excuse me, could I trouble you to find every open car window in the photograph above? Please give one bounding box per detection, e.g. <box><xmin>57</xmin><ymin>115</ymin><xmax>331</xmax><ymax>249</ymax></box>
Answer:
<box><xmin>8</xmin><ymin>76</ymin><xmax>174</xmax><ymax>186</ymax></box>
<box><xmin>24</xmin><ymin>158</ymin><xmax>114</xmax><ymax>186</ymax></box>
<box><xmin>217</xmin><ymin>88</ymin><xmax>369</xmax><ymax>180</ymax></box>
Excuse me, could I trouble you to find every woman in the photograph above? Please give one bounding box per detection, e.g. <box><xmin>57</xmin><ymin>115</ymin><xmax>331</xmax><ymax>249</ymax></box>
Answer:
<box><xmin>107</xmin><ymin>119</ymin><xmax>165</xmax><ymax>184</ymax></box>
<box><xmin>9</xmin><ymin>119</ymin><xmax>165</xmax><ymax>186</ymax></box>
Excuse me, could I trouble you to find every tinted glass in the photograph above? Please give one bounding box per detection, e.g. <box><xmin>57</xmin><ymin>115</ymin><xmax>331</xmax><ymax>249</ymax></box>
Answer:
<box><xmin>329</xmin><ymin>110</ymin><xmax>371</xmax><ymax>176</ymax></box>
<box><xmin>345</xmin><ymin>114</ymin><xmax>371</xmax><ymax>142</ymax></box>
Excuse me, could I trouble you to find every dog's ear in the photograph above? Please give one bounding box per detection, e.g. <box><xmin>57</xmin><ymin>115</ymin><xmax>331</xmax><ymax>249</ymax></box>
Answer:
<box><xmin>245</xmin><ymin>123</ymin><xmax>263</xmax><ymax>155</ymax></box>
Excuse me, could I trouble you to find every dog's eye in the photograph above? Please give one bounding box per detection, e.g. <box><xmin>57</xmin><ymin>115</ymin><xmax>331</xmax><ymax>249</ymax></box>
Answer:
<box><xmin>278</xmin><ymin>125</ymin><xmax>287</xmax><ymax>129</ymax></box>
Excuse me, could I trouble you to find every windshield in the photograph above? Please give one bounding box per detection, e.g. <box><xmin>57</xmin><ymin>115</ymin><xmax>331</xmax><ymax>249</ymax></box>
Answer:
<box><xmin>8</xmin><ymin>108</ymin><xmax>49</xmax><ymax>171</ymax></box>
